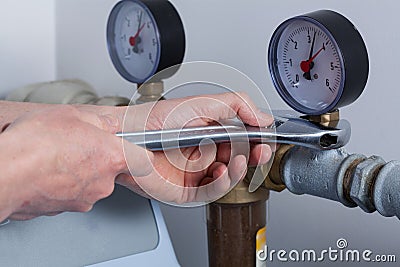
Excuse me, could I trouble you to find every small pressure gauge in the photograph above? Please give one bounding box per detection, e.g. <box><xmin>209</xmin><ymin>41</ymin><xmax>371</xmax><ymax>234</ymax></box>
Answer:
<box><xmin>107</xmin><ymin>0</ymin><xmax>185</xmax><ymax>84</ymax></box>
<box><xmin>268</xmin><ymin>10</ymin><xmax>369</xmax><ymax>115</ymax></box>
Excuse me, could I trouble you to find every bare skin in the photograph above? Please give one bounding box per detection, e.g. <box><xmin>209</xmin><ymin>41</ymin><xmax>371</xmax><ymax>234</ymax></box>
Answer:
<box><xmin>0</xmin><ymin>106</ymin><xmax>153</xmax><ymax>221</ymax></box>
<box><xmin>117</xmin><ymin>92</ymin><xmax>274</xmax><ymax>203</ymax></box>
<box><xmin>0</xmin><ymin>92</ymin><xmax>273</xmax><ymax>221</ymax></box>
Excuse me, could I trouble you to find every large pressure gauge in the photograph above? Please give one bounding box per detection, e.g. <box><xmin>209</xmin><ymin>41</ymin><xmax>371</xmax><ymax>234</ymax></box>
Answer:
<box><xmin>268</xmin><ymin>10</ymin><xmax>369</xmax><ymax>115</ymax></box>
<box><xmin>107</xmin><ymin>0</ymin><xmax>185</xmax><ymax>84</ymax></box>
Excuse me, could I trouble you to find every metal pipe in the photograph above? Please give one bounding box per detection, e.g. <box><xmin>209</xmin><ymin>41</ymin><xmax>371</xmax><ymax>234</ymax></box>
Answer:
<box><xmin>267</xmin><ymin>146</ymin><xmax>400</xmax><ymax>219</ymax></box>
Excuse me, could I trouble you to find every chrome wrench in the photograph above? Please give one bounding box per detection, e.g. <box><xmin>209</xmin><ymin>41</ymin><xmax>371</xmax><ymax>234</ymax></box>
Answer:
<box><xmin>117</xmin><ymin>111</ymin><xmax>351</xmax><ymax>192</ymax></box>
<box><xmin>117</xmin><ymin>116</ymin><xmax>350</xmax><ymax>151</ymax></box>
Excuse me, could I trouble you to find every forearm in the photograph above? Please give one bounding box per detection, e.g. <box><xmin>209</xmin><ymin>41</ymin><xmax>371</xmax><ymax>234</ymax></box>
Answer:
<box><xmin>0</xmin><ymin>101</ymin><xmax>132</xmax><ymax>132</ymax></box>
<box><xmin>0</xmin><ymin>179</ymin><xmax>14</xmax><ymax>222</ymax></box>
<box><xmin>0</xmin><ymin>101</ymin><xmax>53</xmax><ymax>131</ymax></box>
<box><xmin>0</xmin><ymin>132</ymin><xmax>21</xmax><ymax>221</ymax></box>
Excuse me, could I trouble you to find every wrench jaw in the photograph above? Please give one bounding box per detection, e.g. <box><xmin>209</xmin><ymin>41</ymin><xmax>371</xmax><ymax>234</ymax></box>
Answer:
<box><xmin>318</xmin><ymin>121</ymin><xmax>351</xmax><ymax>149</ymax></box>
<box><xmin>271</xmin><ymin>117</ymin><xmax>351</xmax><ymax>150</ymax></box>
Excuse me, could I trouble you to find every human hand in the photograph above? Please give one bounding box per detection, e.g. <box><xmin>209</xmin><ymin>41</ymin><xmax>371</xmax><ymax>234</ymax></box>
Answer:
<box><xmin>117</xmin><ymin>92</ymin><xmax>274</xmax><ymax>204</ymax></box>
<box><xmin>0</xmin><ymin>106</ymin><xmax>153</xmax><ymax>221</ymax></box>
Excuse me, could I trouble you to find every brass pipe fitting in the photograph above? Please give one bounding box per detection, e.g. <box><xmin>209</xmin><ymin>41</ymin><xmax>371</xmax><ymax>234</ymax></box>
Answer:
<box><xmin>243</xmin><ymin>147</ymin><xmax>290</xmax><ymax>193</ymax></box>
<box><xmin>215</xmin><ymin>180</ymin><xmax>269</xmax><ymax>204</ymax></box>
<box><xmin>263</xmin><ymin>145</ymin><xmax>293</xmax><ymax>192</ymax></box>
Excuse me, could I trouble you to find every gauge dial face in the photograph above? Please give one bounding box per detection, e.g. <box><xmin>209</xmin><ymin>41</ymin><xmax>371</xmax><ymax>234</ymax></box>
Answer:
<box><xmin>269</xmin><ymin>18</ymin><xmax>345</xmax><ymax>114</ymax></box>
<box><xmin>108</xmin><ymin>0</ymin><xmax>160</xmax><ymax>83</ymax></box>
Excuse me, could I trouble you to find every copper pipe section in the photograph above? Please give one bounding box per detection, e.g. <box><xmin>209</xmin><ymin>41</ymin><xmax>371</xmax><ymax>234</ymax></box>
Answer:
<box><xmin>207</xmin><ymin>181</ymin><xmax>269</xmax><ymax>267</ymax></box>
<box><xmin>207</xmin><ymin>200</ymin><xmax>267</xmax><ymax>267</ymax></box>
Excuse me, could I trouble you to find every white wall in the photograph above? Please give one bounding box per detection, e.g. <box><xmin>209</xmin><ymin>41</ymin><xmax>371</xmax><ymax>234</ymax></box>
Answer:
<box><xmin>2</xmin><ymin>0</ymin><xmax>399</xmax><ymax>266</ymax></box>
<box><xmin>0</xmin><ymin>0</ymin><xmax>56</xmax><ymax>98</ymax></box>
<box><xmin>55</xmin><ymin>0</ymin><xmax>136</xmax><ymax>98</ymax></box>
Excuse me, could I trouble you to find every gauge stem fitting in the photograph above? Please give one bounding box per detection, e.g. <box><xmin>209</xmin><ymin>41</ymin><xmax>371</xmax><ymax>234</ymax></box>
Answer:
<box><xmin>302</xmin><ymin>109</ymin><xmax>340</xmax><ymax>127</ymax></box>
<box><xmin>136</xmin><ymin>81</ymin><xmax>164</xmax><ymax>104</ymax></box>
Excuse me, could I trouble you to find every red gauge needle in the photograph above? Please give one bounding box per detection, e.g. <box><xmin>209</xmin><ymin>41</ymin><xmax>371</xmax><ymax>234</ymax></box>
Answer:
<box><xmin>300</xmin><ymin>44</ymin><xmax>325</xmax><ymax>73</ymax></box>
<box><xmin>129</xmin><ymin>23</ymin><xmax>145</xmax><ymax>47</ymax></box>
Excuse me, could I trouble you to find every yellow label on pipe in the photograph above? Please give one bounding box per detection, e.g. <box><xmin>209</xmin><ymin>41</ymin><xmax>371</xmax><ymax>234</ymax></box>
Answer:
<box><xmin>256</xmin><ymin>226</ymin><xmax>267</xmax><ymax>267</ymax></box>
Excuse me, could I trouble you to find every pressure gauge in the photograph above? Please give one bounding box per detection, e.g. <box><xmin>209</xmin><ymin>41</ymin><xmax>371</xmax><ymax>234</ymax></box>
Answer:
<box><xmin>107</xmin><ymin>0</ymin><xmax>185</xmax><ymax>84</ymax></box>
<box><xmin>268</xmin><ymin>10</ymin><xmax>369</xmax><ymax>115</ymax></box>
